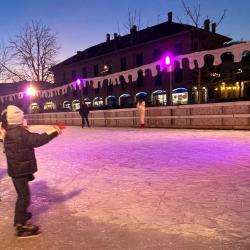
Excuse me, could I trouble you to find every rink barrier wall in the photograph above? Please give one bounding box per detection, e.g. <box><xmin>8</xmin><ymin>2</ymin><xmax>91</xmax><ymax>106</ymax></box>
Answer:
<box><xmin>25</xmin><ymin>101</ymin><xmax>250</xmax><ymax>130</ymax></box>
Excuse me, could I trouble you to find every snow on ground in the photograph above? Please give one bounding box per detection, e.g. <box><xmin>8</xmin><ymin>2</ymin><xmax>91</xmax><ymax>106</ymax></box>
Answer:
<box><xmin>0</xmin><ymin>125</ymin><xmax>250</xmax><ymax>249</ymax></box>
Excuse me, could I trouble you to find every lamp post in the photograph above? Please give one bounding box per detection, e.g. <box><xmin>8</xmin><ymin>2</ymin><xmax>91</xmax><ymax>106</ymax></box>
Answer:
<box><xmin>197</xmin><ymin>68</ymin><xmax>201</xmax><ymax>104</ymax></box>
<box><xmin>25</xmin><ymin>86</ymin><xmax>36</xmax><ymax>113</ymax></box>
<box><xmin>76</xmin><ymin>78</ymin><xmax>83</xmax><ymax>101</ymax></box>
<box><xmin>164</xmin><ymin>54</ymin><xmax>174</xmax><ymax>105</ymax></box>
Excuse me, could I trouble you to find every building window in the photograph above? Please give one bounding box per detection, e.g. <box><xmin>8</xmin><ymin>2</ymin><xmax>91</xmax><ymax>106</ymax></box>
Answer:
<box><xmin>175</xmin><ymin>43</ymin><xmax>183</xmax><ymax>55</ymax></box>
<box><xmin>93</xmin><ymin>64</ymin><xmax>99</xmax><ymax>77</ymax></box>
<box><xmin>136</xmin><ymin>70</ymin><xmax>144</xmax><ymax>88</ymax></box>
<box><xmin>63</xmin><ymin>72</ymin><xmax>66</xmax><ymax>83</ymax></box>
<box><xmin>193</xmin><ymin>41</ymin><xmax>198</xmax><ymax>52</ymax></box>
<box><xmin>95</xmin><ymin>82</ymin><xmax>100</xmax><ymax>94</ymax></box>
<box><xmin>120</xmin><ymin>57</ymin><xmax>127</xmax><ymax>71</ymax></box>
<box><xmin>119</xmin><ymin>75</ymin><xmax>127</xmax><ymax>90</ymax></box>
<box><xmin>73</xmin><ymin>89</ymin><xmax>78</xmax><ymax>97</ymax></box>
<box><xmin>83</xmin><ymin>85</ymin><xmax>88</xmax><ymax>95</ymax></box>
<box><xmin>82</xmin><ymin>67</ymin><xmax>87</xmax><ymax>78</ymax></box>
<box><xmin>107</xmin><ymin>84</ymin><xmax>113</xmax><ymax>94</ymax></box>
<box><xmin>175</xmin><ymin>68</ymin><xmax>183</xmax><ymax>84</ymax></box>
<box><xmin>107</xmin><ymin>64</ymin><xmax>112</xmax><ymax>74</ymax></box>
<box><xmin>155</xmin><ymin>65</ymin><xmax>162</xmax><ymax>86</ymax></box>
<box><xmin>153</xmin><ymin>48</ymin><xmax>162</xmax><ymax>60</ymax></box>
<box><xmin>136</xmin><ymin>53</ymin><xmax>143</xmax><ymax>67</ymax></box>
<box><xmin>71</xmin><ymin>70</ymin><xmax>76</xmax><ymax>81</ymax></box>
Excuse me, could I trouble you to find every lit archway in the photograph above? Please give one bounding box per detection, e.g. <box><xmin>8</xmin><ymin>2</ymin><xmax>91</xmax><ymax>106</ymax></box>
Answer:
<box><xmin>192</xmin><ymin>86</ymin><xmax>199</xmax><ymax>104</ymax></box>
<box><xmin>151</xmin><ymin>90</ymin><xmax>167</xmax><ymax>105</ymax></box>
<box><xmin>135</xmin><ymin>92</ymin><xmax>148</xmax><ymax>102</ymax></box>
<box><xmin>93</xmin><ymin>97</ymin><xmax>103</xmax><ymax>107</ymax></box>
<box><xmin>202</xmin><ymin>87</ymin><xmax>208</xmax><ymax>103</ymax></box>
<box><xmin>63</xmin><ymin>101</ymin><xmax>71</xmax><ymax>110</ymax></box>
<box><xmin>172</xmin><ymin>88</ymin><xmax>188</xmax><ymax>105</ymax></box>
<box><xmin>119</xmin><ymin>94</ymin><xmax>132</xmax><ymax>107</ymax></box>
<box><xmin>29</xmin><ymin>103</ymin><xmax>40</xmax><ymax>113</ymax></box>
<box><xmin>105</xmin><ymin>96</ymin><xmax>117</xmax><ymax>107</ymax></box>
<box><xmin>72</xmin><ymin>99</ymin><xmax>80</xmax><ymax>111</ymax></box>
<box><xmin>84</xmin><ymin>98</ymin><xmax>92</xmax><ymax>106</ymax></box>
<box><xmin>43</xmin><ymin>101</ymin><xmax>57</xmax><ymax>111</ymax></box>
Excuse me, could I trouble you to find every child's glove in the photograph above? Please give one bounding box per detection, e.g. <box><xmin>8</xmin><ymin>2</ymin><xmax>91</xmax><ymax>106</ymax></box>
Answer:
<box><xmin>57</xmin><ymin>123</ymin><xmax>65</xmax><ymax>130</ymax></box>
<box><xmin>53</xmin><ymin>126</ymin><xmax>62</xmax><ymax>135</ymax></box>
<box><xmin>46</xmin><ymin>126</ymin><xmax>62</xmax><ymax>135</ymax></box>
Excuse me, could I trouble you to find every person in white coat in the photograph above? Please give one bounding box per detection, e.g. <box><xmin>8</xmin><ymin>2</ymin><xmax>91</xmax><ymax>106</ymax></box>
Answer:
<box><xmin>136</xmin><ymin>98</ymin><xmax>146</xmax><ymax>128</ymax></box>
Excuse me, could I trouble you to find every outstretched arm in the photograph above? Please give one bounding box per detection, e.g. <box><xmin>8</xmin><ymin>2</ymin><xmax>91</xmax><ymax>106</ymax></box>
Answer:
<box><xmin>24</xmin><ymin>127</ymin><xmax>60</xmax><ymax>148</ymax></box>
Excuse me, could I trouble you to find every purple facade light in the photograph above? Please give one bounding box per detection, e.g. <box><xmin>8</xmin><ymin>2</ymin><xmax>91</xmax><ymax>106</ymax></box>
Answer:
<box><xmin>76</xmin><ymin>79</ymin><xmax>81</xmax><ymax>86</ymax></box>
<box><xmin>165</xmin><ymin>55</ymin><xmax>171</xmax><ymax>65</ymax></box>
<box><xmin>76</xmin><ymin>78</ymin><xmax>84</xmax><ymax>100</ymax></box>
<box><xmin>162</xmin><ymin>53</ymin><xmax>174</xmax><ymax>105</ymax></box>
<box><xmin>164</xmin><ymin>54</ymin><xmax>174</xmax><ymax>67</ymax></box>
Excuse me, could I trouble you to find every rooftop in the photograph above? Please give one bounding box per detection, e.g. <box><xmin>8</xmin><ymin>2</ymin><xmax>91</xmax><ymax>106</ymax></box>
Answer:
<box><xmin>51</xmin><ymin>19</ymin><xmax>231</xmax><ymax>70</ymax></box>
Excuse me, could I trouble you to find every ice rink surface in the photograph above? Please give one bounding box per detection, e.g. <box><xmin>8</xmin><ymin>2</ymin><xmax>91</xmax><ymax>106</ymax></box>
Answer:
<box><xmin>0</xmin><ymin>126</ymin><xmax>250</xmax><ymax>249</ymax></box>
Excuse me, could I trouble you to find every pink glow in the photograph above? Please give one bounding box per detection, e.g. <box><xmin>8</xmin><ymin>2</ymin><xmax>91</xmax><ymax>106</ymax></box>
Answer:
<box><xmin>77</xmin><ymin>79</ymin><xmax>81</xmax><ymax>86</ymax></box>
<box><xmin>164</xmin><ymin>54</ymin><xmax>173</xmax><ymax>66</ymax></box>
<box><xmin>165</xmin><ymin>56</ymin><xmax>170</xmax><ymax>65</ymax></box>
<box><xmin>25</xmin><ymin>86</ymin><xmax>36</xmax><ymax>96</ymax></box>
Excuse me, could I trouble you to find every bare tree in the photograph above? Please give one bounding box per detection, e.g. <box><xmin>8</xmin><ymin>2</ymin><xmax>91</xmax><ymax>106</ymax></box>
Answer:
<box><xmin>6</xmin><ymin>21</ymin><xmax>60</xmax><ymax>83</ymax></box>
<box><xmin>181</xmin><ymin>0</ymin><xmax>226</xmax><ymax>28</ymax></box>
<box><xmin>214</xmin><ymin>9</ymin><xmax>226</xmax><ymax>27</ymax></box>
<box><xmin>123</xmin><ymin>8</ymin><xmax>142</xmax><ymax>33</ymax></box>
<box><xmin>181</xmin><ymin>0</ymin><xmax>201</xmax><ymax>27</ymax></box>
<box><xmin>0</xmin><ymin>42</ymin><xmax>24</xmax><ymax>82</ymax></box>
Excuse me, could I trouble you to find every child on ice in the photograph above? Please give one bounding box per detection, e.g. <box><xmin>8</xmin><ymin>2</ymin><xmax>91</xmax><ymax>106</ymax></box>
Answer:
<box><xmin>4</xmin><ymin>105</ymin><xmax>62</xmax><ymax>238</ymax></box>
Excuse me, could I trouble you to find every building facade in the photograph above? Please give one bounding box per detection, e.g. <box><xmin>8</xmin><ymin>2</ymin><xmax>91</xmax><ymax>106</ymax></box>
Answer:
<box><xmin>49</xmin><ymin>13</ymin><xmax>232</xmax><ymax>111</ymax></box>
<box><xmin>1</xmin><ymin>12</ymin><xmax>250</xmax><ymax>114</ymax></box>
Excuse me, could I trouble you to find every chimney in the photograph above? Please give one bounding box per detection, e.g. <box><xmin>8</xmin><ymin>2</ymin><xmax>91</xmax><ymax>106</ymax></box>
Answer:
<box><xmin>130</xmin><ymin>25</ymin><xmax>137</xmax><ymax>34</ymax></box>
<box><xmin>212</xmin><ymin>23</ymin><xmax>216</xmax><ymax>33</ymax></box>
<box><xmin>106</xmin><ymin>33</ymin><xmax>110</xmax><ymax>42</ymax></box>
<box><xmin>168</xmin><ymin>12</ymin><xmax>173</xmax><ymax>23</ymax></box>
<box><xmin>114</xmin><ymin>33</ymin><xmax>118</xmax><ymax>39</ymax></box>
<box><xmin>204</xmin><ymin>19</ymin><xmax>210</xmax><ymax>32</ymax></box>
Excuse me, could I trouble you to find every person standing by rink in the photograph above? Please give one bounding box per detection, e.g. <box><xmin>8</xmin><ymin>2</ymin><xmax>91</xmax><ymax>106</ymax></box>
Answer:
<box><xmin>0</xmin><ymin>109</ymin><xmax>8</xmax><ymax>153</ymax></box>
<box><xmin>136</xmin><ymin>98</ymin><xmax>146</xmax><ymax>128</ymax></box>
<box><xmin>0</xmin><ymin>109</ymin><xmax>7</xmax><ymax>141</ymax></box>
<box><xmin>4</xmin><ymin>105</ymin><xmax>62</xmax><ymax>238</ymax></box>
<box><xmin>79</xmin><ymin>101</ymin><xmax>90</xmax><ymax>127</ymax></box>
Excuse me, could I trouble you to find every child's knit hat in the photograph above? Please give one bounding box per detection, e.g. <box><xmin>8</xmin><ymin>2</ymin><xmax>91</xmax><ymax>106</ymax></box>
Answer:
<box><xmin>7</xmin><ymin>105</ymin><xmax>24</xmax><ymax>125</ymax></box>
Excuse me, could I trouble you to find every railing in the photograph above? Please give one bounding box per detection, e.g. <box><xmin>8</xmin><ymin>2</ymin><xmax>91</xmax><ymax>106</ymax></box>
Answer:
<box><xmin>25</xmin><ymin>101</ymin><xmax>250</xmax><ymax>130</ymax></box>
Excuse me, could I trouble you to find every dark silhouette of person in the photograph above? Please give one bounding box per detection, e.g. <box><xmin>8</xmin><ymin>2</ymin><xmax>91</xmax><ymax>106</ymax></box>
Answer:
<box><xmin>79</xmin><ymin>101</ymin><xmax>90</xmax><ymax>128</ymax></box>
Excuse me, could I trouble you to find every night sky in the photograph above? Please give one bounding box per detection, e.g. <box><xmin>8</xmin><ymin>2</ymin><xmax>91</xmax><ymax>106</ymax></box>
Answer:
<box><xmin>0</xmin><ymin>0</ymin><xmax>249</xmax><ymax>62</ymax></box>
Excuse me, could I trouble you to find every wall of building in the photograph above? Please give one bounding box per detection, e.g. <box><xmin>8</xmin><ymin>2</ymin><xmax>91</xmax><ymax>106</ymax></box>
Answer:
<box><xmin>26</xmin><ymin>101</ymin><xmax>250</xmax><ymax>130</ymax></box>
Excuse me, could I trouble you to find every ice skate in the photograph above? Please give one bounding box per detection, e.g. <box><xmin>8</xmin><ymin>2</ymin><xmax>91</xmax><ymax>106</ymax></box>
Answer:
<box><xmin>16</xmin><ymin>223</ymin><xmax>41</xmax><ymax>239</ymax></box>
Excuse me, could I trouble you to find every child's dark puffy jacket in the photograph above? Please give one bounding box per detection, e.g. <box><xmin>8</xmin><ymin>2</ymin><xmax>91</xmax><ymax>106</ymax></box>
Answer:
<box><xmin>4</xmin><ymin>125</ymin><xmax>58</xmax><ymax>178</ymax></box>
